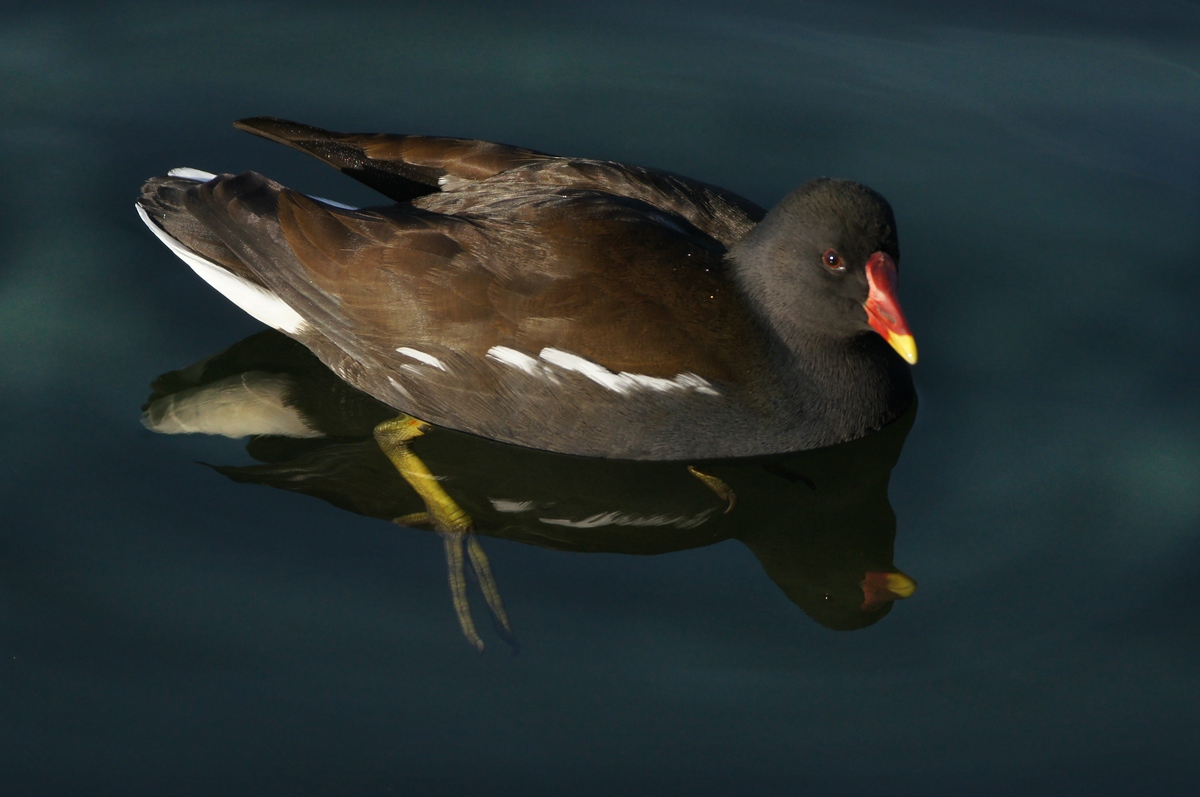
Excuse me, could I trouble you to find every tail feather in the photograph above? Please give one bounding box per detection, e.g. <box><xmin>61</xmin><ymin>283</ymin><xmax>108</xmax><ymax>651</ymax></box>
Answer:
<box><xmin>138</xmin><ymin>174</ymin><xmax>252</xmax><ymax>278</ymax></box>
<box><xmin>137</xmin><ymin>173</ymin><xmax>309</xmax><ymax>334</ymax></box>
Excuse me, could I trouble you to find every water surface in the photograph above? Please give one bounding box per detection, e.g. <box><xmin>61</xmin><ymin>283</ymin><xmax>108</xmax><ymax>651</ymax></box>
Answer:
<box><xmin>2</xmin><ymin>1</ymin><xmax>1198</xmax><ymax>794</ymax></box>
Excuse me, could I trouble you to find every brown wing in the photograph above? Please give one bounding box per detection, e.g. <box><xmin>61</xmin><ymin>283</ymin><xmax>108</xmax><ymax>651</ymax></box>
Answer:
<box><xmin>178</xmin><ymin>171</ymin><xmax>766</xmax><ymax>385</ymax></box>
<box><xmin>234</xmin><ymin>117</ymin><xmax>553</xmax><ymax>203</ymax></box>
<box><xmin>234</xmin><ymin>117</ymin><xmax>766</xmax><ymax>247</ymax></box>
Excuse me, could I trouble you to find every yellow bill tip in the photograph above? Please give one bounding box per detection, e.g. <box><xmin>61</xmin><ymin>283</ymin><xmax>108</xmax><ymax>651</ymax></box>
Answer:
<box><xmin>883</xmin><ymin>571</ymin><xmax>917</xmax><ymax>599</ymax></box>
<box><xmin>887</xmin><ymin>332</ymin><xmax>918</xmax><ymax>365</ymax></box>
<box><xmin>860</xmin><ymin>569</ymin><xmax>918</xmax><ymax>610</ymax></box>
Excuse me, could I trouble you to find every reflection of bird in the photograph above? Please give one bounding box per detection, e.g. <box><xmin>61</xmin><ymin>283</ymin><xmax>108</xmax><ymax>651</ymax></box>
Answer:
<box><xmin>144</xmin><ymin>332</ymin><xmax>917</xmax><ymax>645</ymax></box>
<box><xmin>138</xmin><ymin>118</ymin><xmax>916</xmax><ymax>461</ymax></box>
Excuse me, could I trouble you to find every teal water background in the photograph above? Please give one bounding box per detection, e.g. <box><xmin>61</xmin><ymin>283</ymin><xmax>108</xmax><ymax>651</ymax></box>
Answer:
<box><xmin>2</xmin><ymin>1</ymin><xmax>1199</xmax><ymax>793</ymax></box>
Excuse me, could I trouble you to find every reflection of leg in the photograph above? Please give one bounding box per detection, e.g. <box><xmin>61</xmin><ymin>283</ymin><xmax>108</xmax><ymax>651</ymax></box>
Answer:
<box><xmin>687</xmin><ymin>466</ymin><xmax>737</xmax><ymax>513</ymax></box>
<box><xmin>465</xmin><ymin>535</ymin><xmax>518</xmax><ymax>651</ymax></box>
<box><xmin>441</xmin><ymin>529</ymin><xmax>484</xmax><ymax>652</ymax></box>
<box><xmin>861</xmin><ymin>570</ymin><xmax>918</xmax><ymax>611</ymax></box>
<box><xmin>374</xmin><ymin>414</ymin><xmax>516</xmax><ymax>652</ymax></box>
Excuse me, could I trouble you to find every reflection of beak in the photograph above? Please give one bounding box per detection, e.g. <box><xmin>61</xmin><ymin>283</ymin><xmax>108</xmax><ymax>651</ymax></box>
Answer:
<box><xmin>864</xmin><ymin>252</ymin><xmax>918</xmax><ymax>365</ymax></box>
<box><xmin>860</xmin><ymin>570</ymin><xmax>917</xmax><ymax>611</ymax></box>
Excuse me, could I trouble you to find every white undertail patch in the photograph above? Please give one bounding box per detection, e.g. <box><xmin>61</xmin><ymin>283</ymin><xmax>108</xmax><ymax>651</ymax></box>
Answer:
<box><xmin>141</xmin><ymin>372</ymin><xmax>322</xmax><ymax>439</ymax></box>
<box><xmin>167</xmin><ymin>167</ymin><xmax>217</xmax><ymax>181</ymax></box>
<box><xmin>137</xmin><ymin>204</ymin><xmax>309</xmax><ymax>334</ymax></box>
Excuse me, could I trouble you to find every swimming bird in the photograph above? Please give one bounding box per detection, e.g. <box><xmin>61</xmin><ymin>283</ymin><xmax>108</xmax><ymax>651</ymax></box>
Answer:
<box><xmin>138</xmin><ymin>118</ymin><xmax>916</xmax><ymax>461</ymax></box>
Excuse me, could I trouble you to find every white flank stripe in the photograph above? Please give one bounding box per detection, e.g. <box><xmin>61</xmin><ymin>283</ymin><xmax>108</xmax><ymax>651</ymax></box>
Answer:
<box><xmin>673</xmin><ymin>373</ymin><xmax>721</xmax><ymax>397</ymax></box>
<box><xmin>137</xmin><ymin>204</ymin><xmax>309</xmax><ymax>334</ymax></box>
<box><xmin>167</xmin><ymin>167</ymin><xmax>217</xmax><ymax>181</ymax></box>
<box><xmin>486</xmin><ymin>346</ymin><xmax>541</xmax><ymax>375</ymax></box>
<box><xmin>141</xmin><ymin>372</ymin><xmax>322</xmax><ymax>439</ymax></box>
<box><xmin>396</xmin><ymin>347</ymin><xmax>447</xmax><ymax>370</ymax></box>
<box><xmin>537</xmin><ymin>348</ymin><xmax>720</xmax><ymax>397</ymax></box>
<box><xmin>538</xmin><ymin>348</ymin><xmax>625</xmax><ymax>391</ymax></box>
<box><xmin>622</xmin><ymin>373</ymin><xmax>681</xmax><ymax>392</ymax></box>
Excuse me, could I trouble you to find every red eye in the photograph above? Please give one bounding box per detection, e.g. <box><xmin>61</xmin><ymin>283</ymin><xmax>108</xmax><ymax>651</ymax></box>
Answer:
<box><xmin>823</xmin><ymin>249</ymin><xmax>844</xmax><ymax>270</ymax></box>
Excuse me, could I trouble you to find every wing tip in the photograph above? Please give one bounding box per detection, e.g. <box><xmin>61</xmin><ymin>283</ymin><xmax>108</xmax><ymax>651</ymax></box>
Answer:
<box><xmin>234</xmin><ymin>116</ymin><xmax>335</xmax><ymax>145</ymax></box>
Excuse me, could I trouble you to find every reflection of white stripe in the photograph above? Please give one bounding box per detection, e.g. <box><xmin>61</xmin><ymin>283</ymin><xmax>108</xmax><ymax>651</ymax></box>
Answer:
<box><xmin>489</xmin><ymin>499</ymin><xmax>536</xmax><ymax>513</ymax></box>
<box><xmin>490</xmin><ymin>498</ymin><xmax>718</xmax><ymax>528</ymax></box>
<box><xmin>396</xmin><ymin>347</ymin><xmax>447</xmax><ymax>370</ymax></box>
<box><xmin>137</xmin><ymin>204</ymin><xmax>308</xmax><ymax>334</ymax></box>
<box><xmin>540</xmin><ymin>509</ymin><xmax>716</xmax><ymax>530</ymax></box>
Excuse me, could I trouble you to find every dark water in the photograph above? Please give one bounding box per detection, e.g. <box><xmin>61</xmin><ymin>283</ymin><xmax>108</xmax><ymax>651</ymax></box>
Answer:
<box><xmin>3</xmin><ymin>1</ymin><xmax>1199</xmax><ymax>794</ymax></box>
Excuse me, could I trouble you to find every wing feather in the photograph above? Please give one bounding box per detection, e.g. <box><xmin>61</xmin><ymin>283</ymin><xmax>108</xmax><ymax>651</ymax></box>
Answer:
<box><xmin>233</xmin><ymin>116</ymin><xmax>550</xmax><ymax>202</ymax></box>
<box><xmin>172</xmin><ymin>171</ymin><xmax>765</xmax><ymax>385</ymax></box>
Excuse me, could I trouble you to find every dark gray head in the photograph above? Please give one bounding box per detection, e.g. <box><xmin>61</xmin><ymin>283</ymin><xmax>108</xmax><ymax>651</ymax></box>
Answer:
<box><xmin>730</xmin><ymin>178</ymin><xmax>915</xmax><ymax>363</ymax></box>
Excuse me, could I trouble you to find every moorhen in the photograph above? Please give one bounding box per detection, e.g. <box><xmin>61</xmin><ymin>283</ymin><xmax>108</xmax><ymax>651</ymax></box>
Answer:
<box><xmin>137</xmin><ymin>118</ymin><xmax>916</xmax><ymax>460</ymax></box>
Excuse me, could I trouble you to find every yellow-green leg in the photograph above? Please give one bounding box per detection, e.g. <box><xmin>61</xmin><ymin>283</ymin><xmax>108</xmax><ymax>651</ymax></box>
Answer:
<box><xmin>374</xmin><ymin>414</ymin><xmax>516</xmax><ymax>653</ymax></box>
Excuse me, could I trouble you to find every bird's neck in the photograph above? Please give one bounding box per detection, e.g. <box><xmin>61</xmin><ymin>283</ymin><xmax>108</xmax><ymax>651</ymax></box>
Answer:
<box><xmin>737</xmin><ymin>290</ymin><xmax>911</xmax><ymax>444</ymax></box>
<box><xmin>727</xmin><ymin>255</ymin><xmax>862</xmax><ymax>387</ymax></box>
<box><xmin>779</xmin><ymin>331</ymin><xmax>913</xmax><ymax>445</ymax></box>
